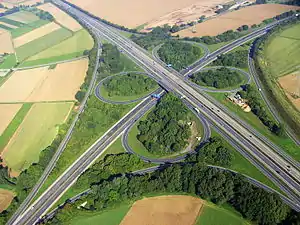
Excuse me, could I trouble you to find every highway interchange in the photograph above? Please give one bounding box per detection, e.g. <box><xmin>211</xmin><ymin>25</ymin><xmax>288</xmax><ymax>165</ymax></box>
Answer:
<box><xmin>8</xmin><ymin>1</ymin><xmax>300</xmax><ymax>224</ymax></box>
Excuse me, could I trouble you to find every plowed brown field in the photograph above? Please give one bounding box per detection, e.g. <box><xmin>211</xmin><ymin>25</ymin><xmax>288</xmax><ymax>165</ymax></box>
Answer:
<box><xmin>66</xmin><ymin>0</ymin><xmax>230</xmax><ymax>28</ymax></box>
<box><xmin>0</xmin><ymin>189</ymin><xmax>14</xmax><ymax>213</ymax></box>
<box><xmin>176</xmin><ymin>4</ymin><xmax>300</xmax><ymax>37</ymax></box>
<box><xmin>120</xmin><ymin>195</ymin><xmax>203</xmax><ymax>225</ymax></box>
<box><xmin>278</xmin><ymin>71</ymin><xmax>300</xmax><ymax>110</ymax></box>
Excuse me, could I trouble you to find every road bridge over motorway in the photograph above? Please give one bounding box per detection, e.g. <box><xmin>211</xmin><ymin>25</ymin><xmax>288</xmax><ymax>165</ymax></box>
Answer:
<box><xmin>9</xmin><ymin>1</ymin><xmax>300</xmax><ymax>224</ymax></box>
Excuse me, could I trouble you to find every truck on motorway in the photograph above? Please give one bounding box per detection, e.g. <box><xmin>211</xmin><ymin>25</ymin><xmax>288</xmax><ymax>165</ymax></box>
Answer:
<box><xmin>194</xmin><ymin>107</ymin><xmax>200</xmax><ymax>114</ymax></box>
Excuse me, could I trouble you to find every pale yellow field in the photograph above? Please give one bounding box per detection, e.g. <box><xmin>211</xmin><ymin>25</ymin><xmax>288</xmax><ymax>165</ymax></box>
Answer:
<box><xmin>0</xmin><ymin>8</ymin><xmax>6</xmax><ymax>13</ymax></box>
<box><xmin>0</xmin><ymin>189</ymin><xmax>14</xmax><ymax>213</ymax></box>
<box><xmin>1</xmin><ymin>102</ymin><xmax>73</xmax><ymax>175</ymax></box>
<box><xmin>0</xmin><ymin>30</ymin><xmax>14</xmax><ymax>54</ymax></box>
<box><xmin>0</xmin><ymin>104</ymin><xmax>22</xmax><ymax>136</ymax></box>
<box><xmin>66</xmin><ymin>0</ymin><xmax>221</xmax><ymax>28</ymax></box>
<box><xmin>176</xmin><ymin>4</ymin><xmax>300</xmax><ymax>37</ymax></box>
<box><xmin>120</xmin><ymin>195</ymin><xmax>203</xmax><ymax>225</ymax></box>
<box><xmin>0</xmin><ymin>58</ymin><xmax>88</xmax><ymax>102</ymax></box>
<box><xmin>38</xmin><ymin>3</ymin><xmax>82</xmax><ymax>31</ymax></box>
<box><xmin>13</xmin><ymin>22</ymin><xmax>61</xmax><ymax>48</ymax></box>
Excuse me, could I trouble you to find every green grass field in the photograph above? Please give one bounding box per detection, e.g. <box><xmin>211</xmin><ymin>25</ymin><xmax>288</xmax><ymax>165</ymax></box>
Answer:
<box><xmin>0</xmin><ymin>17</ymin><xmax>24</xmax><ymax>27</ymax></box>
<box><xmin>71</xmin><ymin>204</ymin><xmax>131</xmax><ymax>225</ymax></box>
<box><xmin>0</xmin><ymin>54</ymin><xmax>17</xmax><ymax>69</ymax></box>
<box><xmin>264</xmin><ymin>23</ymin><xmax>300</xmax><ymax>77</ymax></box>
<box><xmin>15</xmin><ymin>28</ymin><xmax>73</xmax><ymax>62</ymax></box>
<box><xmin>208</xmin><ymin>92</ymin><xmax>300</xmax><ymax>161</ymax></box>
<box><xmin>0</xmin><ymin>103</ymin><xmax>32</xmax><ymax>151</ymax></box>
<box><xmin>25</xmin><ymin>29</ymin><xmax>93</xmax><ymax>63</ymax></box>
<box><xmin>5</xmin><ymin>11</ymin><xmax>39</xmax><ymax>24</ymax></box>
<box><xmin>2</xmin><ymin>102</ymin><xmax>73</xmax><ymax>173</ymax></box>
<box><xmin>11</xmin><ymin>19</ymin><xmax>50</xmax><ymax>38</ymax></box>
<box><xmin>196</xmin><ymin>203</ymin><xmax>249</xmax><ymax>225</ymax></box>
<box><xmin>0</xmin><ymin>23</ymin><xmax>13</xmax><ymax>30</ymax></box>
<box><xmin>258</xmin><ymin>22</ymin><xmax>300</xmax><ymax>140</ymax></box>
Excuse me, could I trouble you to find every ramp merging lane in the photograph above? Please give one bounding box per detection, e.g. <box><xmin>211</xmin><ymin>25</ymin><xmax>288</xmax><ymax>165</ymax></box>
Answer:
<box><xmin>10</xmin><ymin>1</ymin><xmax>300</xmax><ymax>224</ymax></box>
<box><xmin>54</xmin><ymin>2</ymin><xmax>300</xmax><ymax>201</ymax></box>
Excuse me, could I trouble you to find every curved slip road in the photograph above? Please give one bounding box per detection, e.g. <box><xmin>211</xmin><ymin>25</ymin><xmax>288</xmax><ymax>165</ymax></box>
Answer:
<box><xmin>94</xmin><ymin>71</ymin><xmax>159</xmax><ymax>105</ymax></box>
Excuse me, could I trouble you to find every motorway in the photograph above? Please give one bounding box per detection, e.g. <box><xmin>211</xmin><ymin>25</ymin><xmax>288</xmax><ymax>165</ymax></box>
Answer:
<box><xmin>10</xmin><ymin>1</ymin><xmax>300</xmax><ymax>224</ymax></box>
<box><xmin>65</xmin><ymin>6</ymin><xmax>300</xmax><ymax>199</ymax></box>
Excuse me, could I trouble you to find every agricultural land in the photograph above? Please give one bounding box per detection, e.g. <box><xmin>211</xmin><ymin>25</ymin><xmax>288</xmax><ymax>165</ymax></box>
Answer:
<box><xmin>0</xmin><ymin>188</ymin><xmax>14</xmax><ymax>212</ymax></box>
<box><xmin>0</xmin><ymin>0</ymin><xmax>93</xmax><ymax>213</ymax></box>
<box><xmin>176</xmin><ymin>4</ymin><xmax>300</xmax><ymax>37</ymax></box>
<box><xmin>120</xmin><ymin>195</ymin><xmax>203</xmax><ymax>225</ymax></box>
<box><xmin>66</xmin><ymin>0</ymin><xmax>232</xmax><ymax>29</ymax></box>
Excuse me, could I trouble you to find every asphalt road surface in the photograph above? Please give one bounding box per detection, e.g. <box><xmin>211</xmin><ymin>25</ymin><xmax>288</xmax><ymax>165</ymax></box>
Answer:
<box><xmin>10</xmin><ymin>1</ymin><xmax>300</xmax><ymax>224</ymax></box>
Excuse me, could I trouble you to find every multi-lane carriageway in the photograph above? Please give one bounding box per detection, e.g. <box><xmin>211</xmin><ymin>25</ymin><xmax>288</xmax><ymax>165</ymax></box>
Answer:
<box><xmin>58</xmin><ymin>0</ymin><xmax>300</xmax><ymax>197</ymax></box>
<box><xmin>12</xmin><ymin>0</ymin><xmax>300</xmax><ymax>224</ymax></box>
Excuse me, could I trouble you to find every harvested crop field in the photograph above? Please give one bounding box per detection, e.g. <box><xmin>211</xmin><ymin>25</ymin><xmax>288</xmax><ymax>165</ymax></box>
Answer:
<box><xmin>278</xmin><ymin>71</ymin><xmax>300</xmax><ymax>110</ymax></box>
<box><xmin>0</xmin><ymin>189</ymin><xmax>14</xmax><ymax>213</ymax></box>
<box><xmin>176</xmin><ymin>4</ymin><xmax>300</xmax><ymax>37</ymax></box>
<box><xmin>13</xmin><ymin>22</ymin><xmax>61</xmax><ymax>48</ymax></box>
<box><xmin>66</xmin><ymin>0</ymin><xmax>227</xmax><ymax>28</ymax></box>
<box><xmin>1</xmin><ymin>102</ymin><xmax>73</xmax><ymax>175</ymax></box>
<box><xmin>0</xmin><ymin>58</ymin><xmax>88</xmax><ymax>102</ymax></box>
<box><xmin>0</xmin><ymin>30</ymin><xmax>14</xmax><ymax>54</ymax></box>
<box><xmin>38</xmin><ymin>3</ymin><xmax>82</xmax><ymax>31</ymax></box>
<box><xmin>120</xmin><ymin>195</ymin><xmax>203</xmax><ymax>225</ymax></box>
<box><xmin>5</xmin><ymin>11</ymin><xmax>39</xmax><ymax>24</ymax></box>
<box><xmin>144</xmin><ymin>0</ymin><xmax>240</xmax><ymax>30</ymax></box>
<box><xmin>0</xmin><ymin>104</ymin><xmax>22</xmax><ymax>136</ymax></box>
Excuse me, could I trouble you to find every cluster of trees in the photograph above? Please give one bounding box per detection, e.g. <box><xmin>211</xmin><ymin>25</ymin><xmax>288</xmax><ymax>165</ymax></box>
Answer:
<box><xmin>75</xmin><ymin>33</ymin><xmax>98</xmax><ymax>102</ymax></box>
<box><xmin>157</xmin><ymin>40</ymin><xmax>202</xmax><ymax>71</ymax></box>
<box><xmin>212</xmin><ymin>50</ymin><xmax>248</xmax><ymax>68</ymax></box>
<box><xmin>50</xmin><ymin>163</ymin><xmax>291</xmax><ymax>225</ymax></box>
<box><xmin>238</xmin><ymin>84</ymin><xmax>283</xmax><ymax>136</ymax></box>
<box><xmin>182</xmin><ymin>29</ymin><xmax>245</xmax><ymax>45</ymax></box>
<box><xmin>137</xmin><ymin>94</ymin><xmax>191</xmax><ymax>155</ymax></box>
<box><xmin>191</xmin><ymin>67</ymin><xmax>242</xmax><ymax>89</ymax></box>
<box><xmin>17</xmin><ymin>5</ymin><xmax>54</xmax><ymax>21</ymax></box>
<box><xmin>104</xmin><ymin>73</ymin><xmax>156</xmax><ymax>97</ymax></box>
<box><xmin>74</xmin><ymin>153</ymin><xmax>149</xmax><ymax>192</ymax></box>
<box><xmin>131</xmin><ymin>26</ymin><xmax>171</xmax><ymax>50</ymax></box>
<box><xmin>98</xmin><ymin>43</ymin><xmax>124</xmax><ymax>75</ymax></box>
<box><xmin>186</xmin><ymin>137</ymin><xmax>234</xmax><ymax>167</ymax></box>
